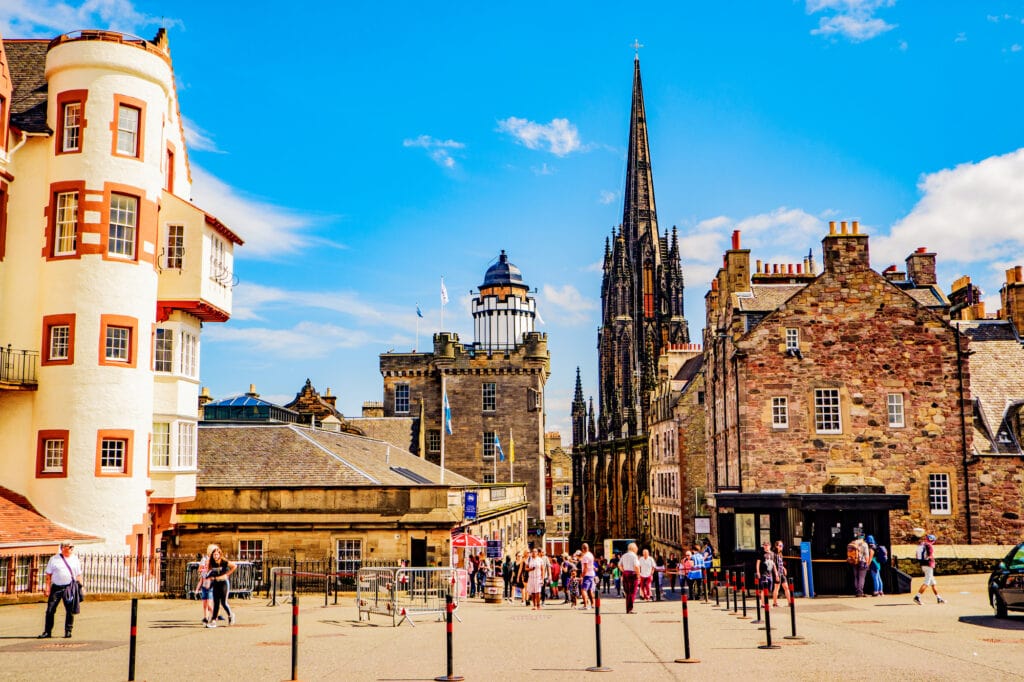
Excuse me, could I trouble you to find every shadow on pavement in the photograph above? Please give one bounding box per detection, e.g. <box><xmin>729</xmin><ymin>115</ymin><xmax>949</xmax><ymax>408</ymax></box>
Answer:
<box><xmin>958</xmin><ymin>615</ymin><xmax>1024</xmax><ymax>630</ymax></box>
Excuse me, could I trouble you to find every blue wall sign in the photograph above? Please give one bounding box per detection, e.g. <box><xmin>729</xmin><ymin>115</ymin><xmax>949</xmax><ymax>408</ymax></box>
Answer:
<box><xmin>464</xmin><ymin>492</ymin><xmax>478</xmax><ymax>521</ymax></box>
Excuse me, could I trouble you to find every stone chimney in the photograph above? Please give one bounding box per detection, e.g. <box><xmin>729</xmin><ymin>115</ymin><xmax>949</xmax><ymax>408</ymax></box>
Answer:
<box><xmin>198</xmin><ymin>386</ymin><xmax>213</xmax><ymax>417</ymax></box>
<box><xmin>905</xmin><ymin>247</ymin><xmax>937</xmax><ymax>286</ymax></box>
<box><xmin>724</xmin><ymin>230</ymin><xmax>751</xmax><ymax>294</ymax></box>
<box><xmin>323</xmin><ymin>387</ymin><xmax>337</xmax><ymax>408</ymax></box>
<box><xmin>362</xmin><ymin>401</ymin><xmax>384</xmax><ymax>418</ymax></box>
<box><xmin>822</xmin><ymin>220</ymin><xmax>870</xmax><ymax>275</ymax></box>
<box><xmin>882</xmin><ymin>265</ymin><xmax>906</xmax><ymax>283</ymax></box>
<box><xmin>1000</xmin><ymin>266</ymin><xmax>1024</xmax><ymax>335</ymax></box>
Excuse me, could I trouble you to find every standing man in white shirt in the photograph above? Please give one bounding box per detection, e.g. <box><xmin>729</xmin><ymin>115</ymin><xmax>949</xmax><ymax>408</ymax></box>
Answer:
<box><xmin>579</xmin><ymin>543</ymin><xmax>596</xmax><ymax>610</ymax></box>
<box><xmin>619</xmin><ymin>543</ymin><xmax>640</xmax><ymax>614</ymax></box>
<box><xmin>39</xmin><ymin>541</ymin><xmax>83</xmax><ymax>639</ymax></box>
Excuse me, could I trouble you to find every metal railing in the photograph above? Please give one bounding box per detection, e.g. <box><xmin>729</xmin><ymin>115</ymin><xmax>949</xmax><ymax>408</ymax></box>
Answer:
<box><xmin>0</xmin><ymin>345</ymin><xmax>38</xmax><ymax>386</ymax></box>
<box><xmin>2</xmin><ymin>552</ymin><xmax>397</xmax><ymax>597</ymax></box>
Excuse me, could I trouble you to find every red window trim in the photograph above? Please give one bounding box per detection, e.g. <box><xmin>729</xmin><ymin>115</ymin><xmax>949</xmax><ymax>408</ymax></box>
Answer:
<box><xmin>110</xmin><ymin>94</ymin><xmax>146</xmax><ymax>161</ymax></box>
<box><xmin>41</xmin><ymin>313</ymin><xmax>77</xmax><ymax>366</ymax></box>
<box><xmin>36</xmin><ymin>430</ymin><xmax>70</xmax><ymax>478</ymax></box>
<box><xmin>98</xmin><ymin>313</ymin><xmax>139</xmax><ymax>368</ymax></box>
<box><xmin>44</xmin><ymin>181</ymin><xmax>87</xmax><ymax>261</ymax></box>
<box><xmin>0</xmin><ymin>179</ymin><xmax>8</xmax><ymax>261</ymax></box>
<box><xmin>55</xmin><ymin>89</ymin><xmax>89</xmax><ymax>156</ymax></box>
<box><xmin>101</xmin><ymin>185</ymin><xmax>141</xmax><ymax>262</ymax></box>
<box><xmin>95</xmin><ymin>429</ymin><xmax>134</xmax><ymax>477</ymax></box>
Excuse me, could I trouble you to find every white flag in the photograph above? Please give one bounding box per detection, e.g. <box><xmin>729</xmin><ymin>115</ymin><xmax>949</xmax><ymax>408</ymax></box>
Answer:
<box><xmin>440</xmin><ymin>277</ymin><xmax>449</xmax><ymax>305</ymax></box>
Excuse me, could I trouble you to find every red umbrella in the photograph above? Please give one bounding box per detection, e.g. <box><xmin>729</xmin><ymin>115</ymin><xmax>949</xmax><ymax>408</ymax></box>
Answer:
<box><xmin>451</xmin><ymin>532</ymin><xmax>486</xmax><ymax>548</ymax></box>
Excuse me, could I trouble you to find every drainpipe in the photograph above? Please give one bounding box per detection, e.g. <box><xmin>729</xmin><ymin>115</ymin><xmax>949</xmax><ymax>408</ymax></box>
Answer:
<box><xmin>733</xmin><ymin>353</ymin><xmax>743</xmax><ymax>491</ymax></box>
<box><xmin>955</xmin><ymin>327</ymin><xmax>973</xmax><ymax>544</ymax></box>
<box><xmin>8</xmin><ymin>129</ymin><xmax>40</xmax><ymax>158</ymax></box>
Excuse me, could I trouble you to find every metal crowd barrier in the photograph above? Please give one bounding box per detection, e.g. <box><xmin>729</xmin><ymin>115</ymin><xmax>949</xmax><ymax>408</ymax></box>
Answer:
<box><xmin>357</xmin><ymin>567</ymin><xmax>467</xmax><ymax>626</ymax></box>
<box><xmin>183</xmin><ymin>561</ymin><xmax>256</xmax><ymax>599</ymax></box>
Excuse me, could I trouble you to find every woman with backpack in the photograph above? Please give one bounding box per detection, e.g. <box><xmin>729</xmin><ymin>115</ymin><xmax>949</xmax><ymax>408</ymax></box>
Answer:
<box><xmin>866</xmin><ymin>535</ymin><xmax>887</xmax><ymax>596</ymax></box>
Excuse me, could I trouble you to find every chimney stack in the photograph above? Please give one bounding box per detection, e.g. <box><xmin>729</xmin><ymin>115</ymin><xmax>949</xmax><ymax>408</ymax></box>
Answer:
<box><xmin>822</xmin><ymin>219</ymin><xmax>870</xmax><ymax>275</ymax></box>
<box><xmin>905</xmin><ymin>247</ymin><xmax>937</xmax><ymax>287</ymax></box>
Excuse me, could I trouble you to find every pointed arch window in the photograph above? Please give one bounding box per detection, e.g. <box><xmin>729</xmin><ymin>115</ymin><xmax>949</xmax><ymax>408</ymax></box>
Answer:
<box><xmin>643</xmin><ymin>265</ymin><xmax>654</xmax><ymax>317</ymax></box>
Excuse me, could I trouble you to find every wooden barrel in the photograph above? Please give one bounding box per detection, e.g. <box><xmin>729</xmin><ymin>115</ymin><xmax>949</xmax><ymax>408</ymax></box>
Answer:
<box><xmin>484</xmin><ymin>575</ymin><xmax>504</xmax><ymax>604</ymax></box>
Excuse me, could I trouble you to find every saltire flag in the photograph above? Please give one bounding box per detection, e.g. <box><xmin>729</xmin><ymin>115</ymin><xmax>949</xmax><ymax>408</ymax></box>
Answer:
<box><xmin>444</xmin><ymin>390</ymin><xmax>453</xmax><ymax>435</ymax></box>
<box><xmin>495</xmin><ymin>434</ymin><xmax>505</xmax><ymax>462</ymax></box>
<box><xmin>508</xmin><ymin>432</ymin><xmax>515</xmax><ymax>463</ymax></box>
<box><xmin>440</xmin><ymin>278</ymin><xmax>449</xmax><ymax>305</ymax></box>
<box><xmin>535</xmin><ymin>308</ymin><xmax>545</xmax><ymax>325</ymax></box>
<box><xmin>416</xmin><ymin>303</ymin><xmax>424</xmax><ymax>318</ymax></box>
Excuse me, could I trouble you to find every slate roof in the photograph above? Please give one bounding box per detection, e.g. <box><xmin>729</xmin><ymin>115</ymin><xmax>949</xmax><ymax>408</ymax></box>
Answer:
<box><xmin>197</xmin><ymin>423</ymin><xmax>474</xmax><ymax>488</ymax></box>
<box><xmin>737</xmin><ymin>284</ymin><xmax>805</xmax><ymax>312</ymax></box>
<box><xmin>4</xmin><ymin>39</ymin><xmax>51</xmax><ymax>134</ymax></box>
<box><xmin>956</xmin><ymin>320</ymin><xmax>1024</xmax><ymax>455</ymax></box>
<box><xmin>0</xmin><ymin>486</ymin><xmax>100</xmax><ymax>548</ymax></box>
<box><xmin>346</xmin><ymin>417</ymin><xmax>417</xmax><ymax>452</ymax></box>
<box><xmin>903</xmin><ymin>286</ymin><xmax>949</xmax><ymax>309</ymax></box>
<box><xmin>674</xmin><ymin>354</ymin><xmax>703</xmax><ymax>385</ymax></box>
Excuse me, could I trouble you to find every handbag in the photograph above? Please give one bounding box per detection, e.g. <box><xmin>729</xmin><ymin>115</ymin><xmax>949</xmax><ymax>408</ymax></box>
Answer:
<box><xmin>59</xmin><ymin>554</ymin><xmax>84</xmax><ymax>609</ymax></box>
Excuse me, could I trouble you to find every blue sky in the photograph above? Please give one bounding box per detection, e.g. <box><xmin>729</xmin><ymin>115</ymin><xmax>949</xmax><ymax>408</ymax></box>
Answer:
<box><xmin>5</xmin><ymin>2</ymin><xmax>1024</xmax><ymax>439</ymax></box>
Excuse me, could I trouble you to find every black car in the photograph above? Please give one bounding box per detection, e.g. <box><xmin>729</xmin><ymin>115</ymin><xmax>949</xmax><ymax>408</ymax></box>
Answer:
<box><xmin>989</xmin><ymin>542</ymin><xmax>1024</xmax><ymax>618</ymax></box>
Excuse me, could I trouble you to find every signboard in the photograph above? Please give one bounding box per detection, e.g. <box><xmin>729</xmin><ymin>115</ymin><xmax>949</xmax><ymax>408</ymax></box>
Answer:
<box><xmin>464</xmin><ymin>492</ymin><xmax>478</xmax><ymax>521</ymax></box>
<box><xmin>694</xmin><ymin>516</ymin><xmax>711</xmax><ymax>534</ymax></box>
<box><xmin>486</xmin><ymin>540</ymin><xmax>502</xmax><ymax>559</ymax></box>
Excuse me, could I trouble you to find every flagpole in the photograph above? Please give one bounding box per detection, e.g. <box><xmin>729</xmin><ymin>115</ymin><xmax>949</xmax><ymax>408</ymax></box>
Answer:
<box><xmin>440</xmin><ymin>374</ymin><xmax>446</xmax><ymax>484</ymax></box>
<box><xmin>510</xmin><ymin>429</ymin><xmax>514</xmax><ymax>484</ymax></box>
<box><xmin>415</xmin><ymin>302</ymin><xmax>420</xmax><ymax>352</ymax></box>
<box><xmin>440</xmin><ymin>277</ymin><xmax>447</xmax><ymax>331</ymax></box>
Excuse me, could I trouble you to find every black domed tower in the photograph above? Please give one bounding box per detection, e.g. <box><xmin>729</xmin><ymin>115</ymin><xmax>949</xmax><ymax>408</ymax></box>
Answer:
<box><xmin>471</xmin><ymin>250</ymin><xmax>538</xmax><ymax>351</ymax></box>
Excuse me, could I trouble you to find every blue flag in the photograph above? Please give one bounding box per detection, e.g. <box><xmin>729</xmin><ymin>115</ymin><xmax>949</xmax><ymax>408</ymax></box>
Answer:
<box><xmin>444</xmin><ymin>390</ymin><xmax>453</xmax><ymax>435</ymax></box>
<box><xmin>416</xmin><ymin>304</ymin><xmax>424</xmax><ymax>318</ymax></box>
<box><xmin>495</xmin><ymin>434</ymin><xmax>505</xmax><ymax>462</ymax></box>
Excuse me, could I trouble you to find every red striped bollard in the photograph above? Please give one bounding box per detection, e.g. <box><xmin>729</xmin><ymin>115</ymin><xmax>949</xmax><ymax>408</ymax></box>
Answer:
<box><xmin>586</xmin><ymin>592</ymin><xmax>612</xmax><ymax>672</ymax></box>
<box><xmin>758</xmin><ymin>589</ymin><xmax>780</xmax><ymax>650</ymax></box>
<box><xmin>291</xmin><ymin>595</ymin><xmax>299</xmax><ymax>681</ymax></box>
<box><xmin>784</xmin><ymin>577</ymin><xmax>803</xmax><ymax>640</ymax></box>
<box><xmin>674</xmin><ymin>584</ymin><xmax>699</xmax><ymax>664</ymax></box>
<box><xmin>753</xmin><ymin>584</ymin><xmax>762</xmax><ymax>624</ymax></box>
<box><xmin>128</xmin><ymin>598</ymin><xmax>137</xmax><ymax>681</ymax></box>
<box><xmin>731</xmin><ymin>572</ymin><xmax>738</xmax><ymax>614</ymax></box>
<box><xmin>714</xmin><ymin>569</ymin><xmax>720</xmax><ymax>606</ymax></box>
<box><xmin>434</xmin><ymin>593</ymin><xmax>464</xmax><ymax>681</ymax></box>
<box><xmin>737</xmin><ymin>573</ymin><xmax>750</xmax><ymax>619</ymax></box>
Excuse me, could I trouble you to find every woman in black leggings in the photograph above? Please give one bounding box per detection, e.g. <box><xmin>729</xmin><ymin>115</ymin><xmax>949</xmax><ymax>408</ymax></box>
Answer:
<box><xmin>206</xmin><ymin>546</ymin><xmax>236</xmax><ymax>627</ymax></box>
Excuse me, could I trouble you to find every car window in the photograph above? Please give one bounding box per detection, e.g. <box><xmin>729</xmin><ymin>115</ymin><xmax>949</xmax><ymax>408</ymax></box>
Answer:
<box><xmin>1008</xmin><ymin>546</ymin><xmax>1024</xmax><ymax>570</ymax></box>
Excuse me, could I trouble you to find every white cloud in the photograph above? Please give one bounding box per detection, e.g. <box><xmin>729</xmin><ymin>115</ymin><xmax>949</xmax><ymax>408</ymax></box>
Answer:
<box><xmin>532</xmin><ymin>163</ymin><xmax>554</xmax><ymax>176</ymax></box>
<box><xmin>497</xmin><ymin>117</ymin><xmax>581</xmax><ymax>156</ymax></box>
<box><xmin>203</xmin><ymin>322</ymin><xmax>373</xmax><ymax>358</ymax></box>
<box><xmin>872</xmin><ymin>149</ymin><xmax>1024</xmax><ymax>273</ymax></box>
<box><xmin>189</xmin><ymin>165</ymin><xmax>320</xmax><ymax>259</ymax></box>
<box><xmin>0</xmin><ymin>0</ymin><xmax>176</xmax><ymax>38</ymax></box>
<box><xmin>1011</xmin><ymin>44</ymin><xmax>1023</xmax><ymax>53</ymax></box>
<box><xmin>231</xmin><ymin>282</ymin><xmax>422</xmax><ymax>329</ymax></box>
<box><xmin>181</xmin><ymin>116</ymin><xmax>222</xmax><ymax>153</ymax></box>
<box><xmin>402</xmin><ymin>135</ymin><xmax>465</xmax><ymax>169</ymax></box>
<box><xmin>599</xmin><ymin>190</ymin><xmax>616</xmax><ymax>205</ymax></box>
<box><xmin>807</xmin><ymin>0</ymin><xmax>896</xmax><ymax>42</ymax></box>
<box><xmin>539</xmin><ymin>284</ymin><xmax>597</xmax><ymax>325</ymax></box>
<box><xmin>954</xmin><ymin>32</ymin><xmax>967</xmax><ymax>43</ymax></box>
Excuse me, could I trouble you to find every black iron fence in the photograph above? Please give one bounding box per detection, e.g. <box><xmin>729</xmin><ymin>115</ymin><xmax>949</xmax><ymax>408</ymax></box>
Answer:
<box><xmin>0</xmin><ymin>346</ymin><xmax>38</xmax><ymax>386</ymax></box>
<box><xmin>2</xmin><ymin>553</ymin><xmax>397</xmax><ymax>597</ymax></box>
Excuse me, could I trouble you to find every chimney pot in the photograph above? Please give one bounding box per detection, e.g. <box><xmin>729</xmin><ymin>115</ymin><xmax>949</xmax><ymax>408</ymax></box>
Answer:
<box><xmin>249</xmin><ymin>384</ymin><xmax>256</xmax><ymax>393</ymax></box>
<box><xmin>829</xmin><ymin>221</ymin><xmax>837</xmax><ymax>235</ymax></box>
<box><xmin>756</xmin><ymin>259</ymin><xmax>762</xmax><ymax>274</ymax></box>
<box><xmin>797</xmin><ymin>264</ymin><xmax>803</xmax><ymax>274</ymax></box>
<box><xmin>1017</xmin><ymin>265</ymin><xmax>1023</xmax><ymax>282</ymax></box>
<box><xmin>841</xmin><ymin>221</ymin><xmax>849</xmax><ymax>234</ymax></box>
<box><xmin>916</xmin><ymin>247</ymin><xmax>927</xmax><ymax>254</ymax></box>
<box><xmin>732</xmin><ymin>230</ymin><xmax>741</xmax><ymax>250</ymax></box>
<box><xmin>852</xmin><ymin>220</ymin><xmax>860</xmax><ymax>234</ymax></box>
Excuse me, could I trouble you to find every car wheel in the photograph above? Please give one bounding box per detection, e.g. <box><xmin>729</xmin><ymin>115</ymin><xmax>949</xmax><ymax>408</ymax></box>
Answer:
<box><xmin>992</xmin><ymin>592</ymin><xmax>1008</xmax><ymax>619</ymax></box>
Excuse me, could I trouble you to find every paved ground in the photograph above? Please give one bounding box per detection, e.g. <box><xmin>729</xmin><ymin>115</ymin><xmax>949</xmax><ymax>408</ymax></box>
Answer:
<box><xmin>2</xmin><ymin>574</ymin><xmax>1022</xmax><ymax>681</ymax></box>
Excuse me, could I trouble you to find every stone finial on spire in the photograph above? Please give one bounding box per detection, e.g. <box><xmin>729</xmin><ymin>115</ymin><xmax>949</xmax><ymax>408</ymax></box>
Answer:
<box><xmin>632</xmin><ymin>38</ymin><xmax>644</xmax><ymax>60</ymax></box>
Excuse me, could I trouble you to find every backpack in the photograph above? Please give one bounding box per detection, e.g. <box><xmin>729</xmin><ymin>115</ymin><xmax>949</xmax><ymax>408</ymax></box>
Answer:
<box><xmin>916</xmin><ymin>542</ymin><xmax>931</xmax><ymax>565</ymax></box>
<box><xmin>874</xmin><ymin>544</ymin><xmax>888</xmax><ymax>566</ymax></box>
<box><xmin>846</xmin><ymin>542</ymin><xmax>860</xmax><ymax>565</ymax></box>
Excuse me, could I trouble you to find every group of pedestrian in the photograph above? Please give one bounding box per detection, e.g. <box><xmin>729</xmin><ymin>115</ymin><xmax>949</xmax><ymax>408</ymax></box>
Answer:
<box><xmin>755</xmin><ymin>539</ymin><xmax>792</xmax><ymax>606</ymax></box>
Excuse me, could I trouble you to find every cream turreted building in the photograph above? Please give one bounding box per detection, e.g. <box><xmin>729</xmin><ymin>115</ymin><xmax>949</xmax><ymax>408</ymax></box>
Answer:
<box><xmin>0</xmin><ymin>29</ymin><xmax>242</xmax><ymax>554</ymax></box>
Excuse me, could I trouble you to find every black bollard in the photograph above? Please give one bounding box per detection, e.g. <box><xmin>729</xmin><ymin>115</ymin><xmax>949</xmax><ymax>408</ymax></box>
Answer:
<box><xmin>731</xmin><ymin>572</ymin><xmax>739</xmax><ymax>614</ymax></box>
<box><xmin>758</xmin><ymin>590</ymin><xmax>780</xmax><ymax>650</ymax></box>
<box><xmin>714</xmin><ymin>569</ymin><xmax>721</xmax><ymax>607</ymax></box>
<box><xmin>784</xmin><ymin>577</ymin><xmax>804</xmax><ymax>640</ymax></box>
<box><xmin>128</xmin><ymin>598</ymin><xmax>137</xmax><ymax>681</ymax></box>
<box><xmin>434</xmin><ymin>593</ymin><xmax>464</xmax><ymax>681</ymax></box>
<box><xmin>586</xmin><ymin>592</ymin><xmax>612</xmax><ymax>672</ymax></box>
<box><xmin>738</xmin><ymin>574</ymin><xmax>750</xmax><ymax>619</ymax></box>
<box><xmin>753</xmin><ymin>585</ymin><xmax>762</xmax><ymax>624</ymax></box>
<box><xmin>675</xmin><ymin>585</ymin><xmax>700</xmax><ymax>664</ymax></box>
<box><xmin>291</xmin><ymin>595</ymin><xmax>299</xmax><ymax>680</ymax></box>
